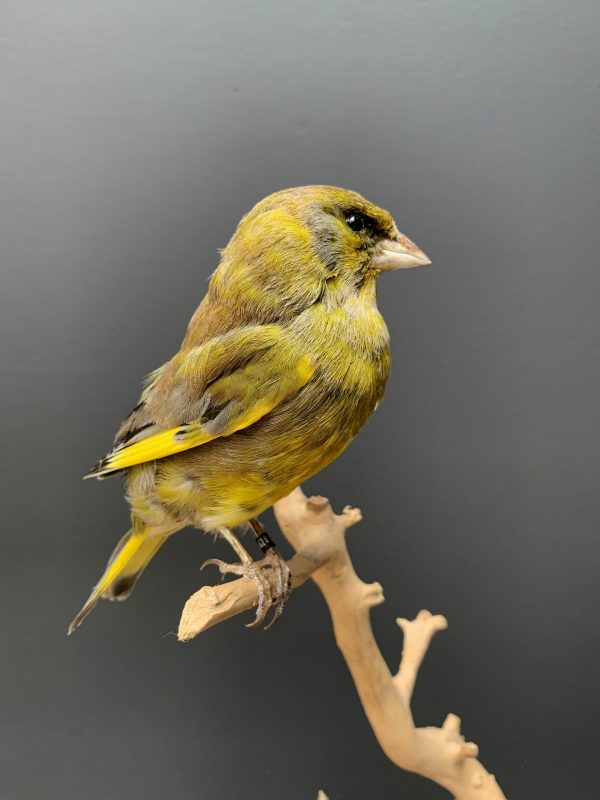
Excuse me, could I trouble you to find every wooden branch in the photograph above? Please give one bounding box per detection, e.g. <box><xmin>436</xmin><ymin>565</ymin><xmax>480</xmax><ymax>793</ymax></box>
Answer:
<box><xmin>178</xmin><ymin>488</ymin><xmax>507</xmax><ymax>800</ymax></box>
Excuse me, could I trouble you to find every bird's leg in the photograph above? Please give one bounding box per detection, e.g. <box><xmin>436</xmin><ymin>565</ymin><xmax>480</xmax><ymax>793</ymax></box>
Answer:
<box><xmin>248</xmin><ymin>517</ymin><xmax>292</xmax><ymax>628</ymax></box>
<box><xmin>211</xmin><ymin>525</ymin><xmax>254</xmax><ymax>566</ymax></box>
<box><xmin>201</xmin><ymin>524</ymin><xmax>288</xmax><ymax>628</ymax></box>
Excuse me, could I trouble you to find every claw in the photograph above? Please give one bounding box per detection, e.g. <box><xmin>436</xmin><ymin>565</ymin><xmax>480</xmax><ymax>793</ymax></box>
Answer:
<box><xmin>200</xmin><ymin>557</ymin><xmax>226</xmax><ymax>572</ymax></box>
<box><xmin>245</xmin><ymin>565</ymin><xmax>272</xmax><ymax>628</ymax></box>
<box><xmin>262</xmin><ymin>550</ymin><xmax>292</xmax><ymax>630</ymax></box>
<box><xmin>201</xmin><ymin>553</ymin><xmax>280</xmax><ymax>627</ymax></box>
<box><xmin>263</xmin><ymin>598</ymin><xmax>285</xmax><ymax>630</ymax></box>
<box><xmin>208</xmin><ymin>526</ymin><xmax>292</xmax><ymax>629</ymax></box>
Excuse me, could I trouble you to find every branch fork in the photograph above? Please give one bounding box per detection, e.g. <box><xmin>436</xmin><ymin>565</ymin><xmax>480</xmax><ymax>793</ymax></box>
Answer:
<box><xmin>178</xmin><ymin>488</ymin><xmax>506</xmax><ymax>800</ymax></box>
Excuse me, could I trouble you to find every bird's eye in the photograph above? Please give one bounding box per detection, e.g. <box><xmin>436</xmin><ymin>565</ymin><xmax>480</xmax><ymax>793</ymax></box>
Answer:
<box><xmin>344</xmin><ymin>212</ymin><xmax>370</xmax><ymax>233</ymax></box>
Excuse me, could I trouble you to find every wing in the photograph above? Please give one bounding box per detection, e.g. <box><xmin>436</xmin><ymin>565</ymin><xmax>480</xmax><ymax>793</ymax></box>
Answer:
<box><xmin>85</xmin><ymin>324</ymin><xmax>315</xmax><ymax>478</ymax></box>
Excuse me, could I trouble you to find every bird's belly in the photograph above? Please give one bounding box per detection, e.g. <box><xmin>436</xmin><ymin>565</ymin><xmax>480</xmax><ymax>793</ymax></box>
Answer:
<box><xmin>150</xmin><ymin>424</ymin><xmax>349</xmax><ymax>529</ymax></box>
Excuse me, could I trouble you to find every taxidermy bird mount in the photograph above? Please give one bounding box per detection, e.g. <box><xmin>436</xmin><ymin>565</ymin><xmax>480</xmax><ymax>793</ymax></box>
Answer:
<box><xmin>69</xmin><ymin>185</ymin><xmax>429</xmax><ymax>634</ymax></box>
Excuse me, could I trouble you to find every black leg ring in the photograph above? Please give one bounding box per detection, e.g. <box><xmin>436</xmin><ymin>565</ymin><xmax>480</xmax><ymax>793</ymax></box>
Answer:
<box><xmin>255</xmin><ymin>531</ymin><xmax>276</xmax><ymax>554</ymax></box>
<box><xmin>249</xmin><ymin>518</ymin><xmax>277</xmax><ymax>554</ymax></box>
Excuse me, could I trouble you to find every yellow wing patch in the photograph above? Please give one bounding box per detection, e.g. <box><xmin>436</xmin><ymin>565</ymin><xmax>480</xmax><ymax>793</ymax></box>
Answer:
<box><xmin>86</xmin><ymin>425</ymin><xmax>216</xmax><ymax>476</ymax></box>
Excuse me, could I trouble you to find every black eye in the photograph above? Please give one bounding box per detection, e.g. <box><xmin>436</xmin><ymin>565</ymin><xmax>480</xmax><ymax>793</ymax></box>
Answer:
<box><xmin>344</xmin><ymin>212</ymin><xmax>370</xmax><ymax>233</ymax></box>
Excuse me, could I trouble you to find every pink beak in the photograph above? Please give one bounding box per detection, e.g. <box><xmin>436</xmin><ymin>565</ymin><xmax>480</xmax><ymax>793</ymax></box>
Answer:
<box><xmin>372</xmin><ymin>232</ymin><xmax>431</xmax><ymax>271</ymax></box>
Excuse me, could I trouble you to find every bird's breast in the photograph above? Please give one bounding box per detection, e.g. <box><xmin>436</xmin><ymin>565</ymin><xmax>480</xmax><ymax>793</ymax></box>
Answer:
<box><xmin>294</xmin><ymin>293</ymin><xmax>390</xmax><ymax>395</ymax></box>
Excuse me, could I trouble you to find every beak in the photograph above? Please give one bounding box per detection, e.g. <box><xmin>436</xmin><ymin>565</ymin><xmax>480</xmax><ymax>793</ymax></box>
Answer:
<box><xmin>373</xmin><ymin>232</ymin><xmax>431</xmax><ymax>271</ymax></box>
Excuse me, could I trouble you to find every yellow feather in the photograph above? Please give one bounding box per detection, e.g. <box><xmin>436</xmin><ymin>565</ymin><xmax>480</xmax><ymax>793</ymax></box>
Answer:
<box><xmin>68</xmin><ymin>529</ymin><xmax>170</xmax><ymax>634</ymax></box>
<box><xmin>101</xmin><ymin>427</ymin><xmax>216</xmax><ymax>472</ymax></box>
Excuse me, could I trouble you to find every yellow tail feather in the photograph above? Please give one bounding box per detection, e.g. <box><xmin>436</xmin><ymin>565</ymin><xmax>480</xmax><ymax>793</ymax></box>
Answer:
<box><xmin>67</xmin><ymin>528</ymin><xmax>170</xmax><ymax>635</ymax></box>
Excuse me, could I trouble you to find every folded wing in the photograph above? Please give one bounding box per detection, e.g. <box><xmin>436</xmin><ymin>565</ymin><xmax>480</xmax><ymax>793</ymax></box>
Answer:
<box><xmin>85</xmin><ymin>324</ymin><xmax>315</xmax><ymax>478</ymax></box>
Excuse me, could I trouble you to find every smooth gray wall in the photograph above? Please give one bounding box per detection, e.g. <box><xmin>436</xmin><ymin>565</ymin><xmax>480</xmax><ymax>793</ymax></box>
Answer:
<box><xmin>2</xmin><ymin>2</ymin><xmax>599</xmax><ymax>798</ymax></box>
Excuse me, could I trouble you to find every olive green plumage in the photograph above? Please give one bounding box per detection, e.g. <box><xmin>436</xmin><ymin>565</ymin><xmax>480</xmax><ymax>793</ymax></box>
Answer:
<box><xmin>69</xmin><ymin>185</ymin><xmax>429</xmax><ymax>633</ymax></box>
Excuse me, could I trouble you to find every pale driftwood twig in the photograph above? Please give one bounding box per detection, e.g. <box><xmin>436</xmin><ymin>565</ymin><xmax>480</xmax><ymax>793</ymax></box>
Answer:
<box><xmin>178</xmin><ymin>488</ymin><xmax>507</xmax><ymax>800</ymax></box>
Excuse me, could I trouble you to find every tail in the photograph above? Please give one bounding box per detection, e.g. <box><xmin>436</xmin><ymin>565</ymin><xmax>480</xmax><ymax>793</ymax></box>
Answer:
<box><xmin>68</xmin><ymin>527</ymin><xmax>172</xmax><ymax>635</ymax></box>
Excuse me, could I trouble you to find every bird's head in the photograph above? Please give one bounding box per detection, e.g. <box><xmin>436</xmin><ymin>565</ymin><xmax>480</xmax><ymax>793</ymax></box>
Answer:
<box><xmin>210</xmin><ymin>185</ymin><xmax>430</xmax><ymax>321</ymax></box>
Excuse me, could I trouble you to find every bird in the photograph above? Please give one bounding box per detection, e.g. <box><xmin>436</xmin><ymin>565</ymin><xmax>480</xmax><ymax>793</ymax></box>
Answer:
<box><xmin>68</xmin><ymin>185</ymin><xmax>430</xmax><ymax>634</ymax></box>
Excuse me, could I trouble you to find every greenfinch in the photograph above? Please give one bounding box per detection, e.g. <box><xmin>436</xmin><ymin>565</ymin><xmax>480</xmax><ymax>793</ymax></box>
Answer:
<box><xmin>69</xmin><ymin>185</ymin><xmax>429</xmax><ymax>633</ymax></box>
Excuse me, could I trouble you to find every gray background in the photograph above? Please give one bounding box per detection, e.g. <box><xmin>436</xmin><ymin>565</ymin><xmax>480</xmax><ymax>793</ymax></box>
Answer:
<box><xmin>1</xmin><ymin>1</ymin><xmax>599</xmax><ymax>798</ymax></box>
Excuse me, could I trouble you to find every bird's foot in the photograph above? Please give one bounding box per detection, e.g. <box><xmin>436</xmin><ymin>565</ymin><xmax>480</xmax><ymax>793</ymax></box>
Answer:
<box><xmin>201</xmin><ymin>548</ymin><xmax>291</xmax><ymax>629</ymax></box>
